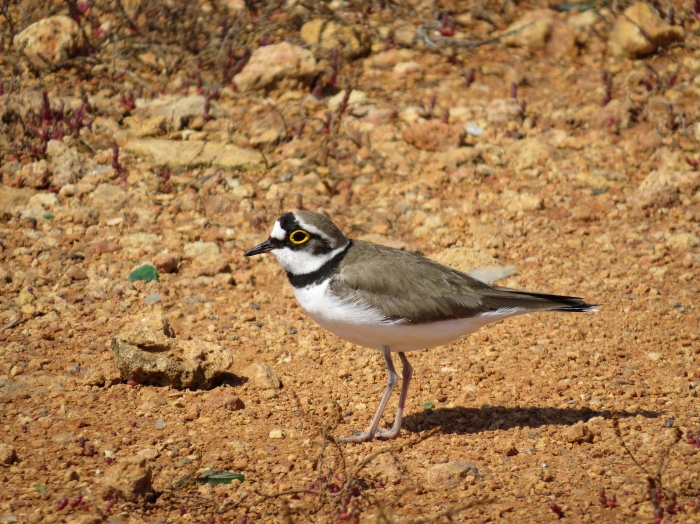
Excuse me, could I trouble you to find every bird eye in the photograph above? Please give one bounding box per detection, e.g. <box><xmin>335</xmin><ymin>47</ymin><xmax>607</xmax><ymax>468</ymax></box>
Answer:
<box><xmin>289</xmin><ymin>230</ymin><xmax>310</xmax><ymax>244</ymax></box>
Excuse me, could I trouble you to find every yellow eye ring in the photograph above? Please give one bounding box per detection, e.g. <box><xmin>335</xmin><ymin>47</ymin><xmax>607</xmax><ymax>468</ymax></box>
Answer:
<box><xmin>289</xmin><ymin>230</ymin><xmax>310</xmax><ymax>245</ymax></box>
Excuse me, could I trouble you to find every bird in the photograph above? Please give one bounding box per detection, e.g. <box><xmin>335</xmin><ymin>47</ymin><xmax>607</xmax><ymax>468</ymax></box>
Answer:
<box><xmin>245</xmin><ymin>210</ymin><xmax>598</xmax><ymax>443</ymax></box>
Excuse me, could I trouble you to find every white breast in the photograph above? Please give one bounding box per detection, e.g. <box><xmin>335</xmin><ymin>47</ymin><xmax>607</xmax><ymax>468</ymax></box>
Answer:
<box><xmin>293</xmin><ymin>281</ymin><xmax>525</xmax><ymax>352</ymax></box>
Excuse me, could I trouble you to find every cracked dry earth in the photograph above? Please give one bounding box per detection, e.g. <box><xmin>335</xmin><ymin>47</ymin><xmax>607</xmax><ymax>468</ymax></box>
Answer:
<box><xmin>2</xmin><ymin>1</ymin><xmax>700</xmax><ymax>523</ymax></box>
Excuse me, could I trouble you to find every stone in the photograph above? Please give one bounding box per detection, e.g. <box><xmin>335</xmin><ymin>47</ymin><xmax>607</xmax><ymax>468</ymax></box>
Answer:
<box><xmin>402</xmin><ymin>121</ymin><xmax>464</xmax><ymax>151</ymax></box>
<box><xmin>111</xmin><ymin>315</ymin><xmax>233</xmax><ymax>389</ymax></box>
<box><xmin>628</xmin><ymin>185</ymin><xmax>680</xmax><ymax>210</ymax></box>
<box><xmin>486</xmin><ymin>99</ymin><xmax>523</xmax><ymax>125</ymax></box>
<box><xmin>0</xmin><ymin>267</ymin><xmax>12</xmax><ymax>284</ymax></box>
<box><xmin>19</xmin><ymin>160</ymin><xmax>50</xmax><ymax>189</ymax></box>
<box><xmin>13</xmin><ymin>16</ymin><xmax>85</xmax><ymax>70</ymax></box>
<box><xmin>627</xmin><ymin>170</ymin><xmax>700</xmax><ymax>209</ymax></box>
<box><xmin>191</xmin><ymin>254</ymin><xmax>231</xmax><ymax>277</ymax></box>
<box><xmin>119</xmin><ymin>233</ymin><xmax>161</xmax><ymax>249</ymax></box>
<box><xmin>502</xmin><ymin>190</ymin><xmax>544</xmax><ymax>212</ymax></box>
<box><xmin>17</xmin><ymin>290</ymin><xmax>36</xmax><ymax>306</ymax></box>
<box><xmin>367</xmin><ymin>453</ymin><xmax>404</xmax><ymax>485</ymax></box>
<box><xmin>327</xmin><ymin>90</ymin><xmax>367</xmax><ymax>111</ymax></box>
<box><xmin>233</xmin><ymin>42</ymin><xmax>317</xmax><ymax>93</ymax></box>
<box><xmin>204</xmin><ymin>390</ymin><xmax>245</xmax><ymax>411</ymax></box>
<box><xmin>609</xmin><ymin>3</ymin><xmax>684</xmax><ymax>58</ymax></box>
<box><xmin>495</xmin><ymin>438</ymin><xmax>519</xmax><ymax>456</ymax></box>
<box><xmin>46</xmin><ymin>140</ymin><xmax>96</xmax><ymax>188</ymax></box>
<box><xmin>0</xmin><ymin>444</ymin><xmax>18</xmax><ymax>466</ymax></box>
<box><xmin>240</xmin><ymin>362</ymin><xmax>281</xmax><ymax>390</ymax></box>
<box><xmin>269</xmin><ymin>429</ymin><xmax>285</xmax><ymax>439</ymax></box>
<box><xmin>565</xmin><ymin>421</ymin><xmax>594</xmax><ymax>443</ymax></box>
<box><xmin>65</xmin><ymin>266</ymin><xmax>88</xmax><ymax>281</ymax></box>
<box><xmin>184</xmin><ymin>241</ymin><xmax>220</xmax><ymax>258</ymax></box>
<box><xmin>88</xmin><ymin>184</ymin><xmax>126</xmax><ymax>210</ymax></box>
<box><xmin>124</xmin><ymin>139</ymin><xmax>264</xmax><ymax>170</ymax></box>
<box><xmin>429</xmin><ymin>247</ymin><xmax>515</xmax><ymax>283</ymax></box>
<box><xmin>248</xmin><ymin>112</ymin><xmax>285</xmax><ymax>146</ymax></box>
<box><xmin>425</xmin><ymin>461</ymin><xmax>479</xmax><ymax>487</ymax></box>
<box><xmin>100</xmin><ymin>455</ymin><xmax>153</xmax><ymax>502</ymax></box>
<box><xmin>82</xmin><ymin>369</ymin><xmax>106</xmax><ymax>387</ymax></box>
<box><xmin>667</xmin><ymin>232</ymin><xmax>700</xmax><ymax>252</ymax></box>
<box><xmin>153</xmin><ymin>252</ymin><xmax>180</xmax><ymax>273</ymax></box>
<box><xmin>27</xmin><ymin>193</ymin><xmax>59</xmax><ymax>208</ymax></box>
<box><xmin>502</xmin><ymin>10</ymin><xmax>554</xmax><ymax>51</ymax></box>
<box><xmin>123</xmin><ymin>115</ymin><xmax>167</xmax><ymax>137</ymax></box>
<box><xmin>300</xmin><ymin>20</ymin><xmax>370</xmax><ymax>58</ymax></box>
<box><xmin>135</xmin><ymin>95</ymin><xmax>226</xmax><ymax>131</ymax></box>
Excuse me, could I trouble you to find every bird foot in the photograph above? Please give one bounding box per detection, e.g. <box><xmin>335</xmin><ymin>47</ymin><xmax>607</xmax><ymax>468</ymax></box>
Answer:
<box><xmin>339</xmin><ymin>427</ymin><xmax>400</xmax><ymax>444</ymax></box>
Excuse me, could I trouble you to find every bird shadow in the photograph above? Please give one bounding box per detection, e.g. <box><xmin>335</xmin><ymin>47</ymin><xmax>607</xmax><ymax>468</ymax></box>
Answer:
<box><xmin>401</xmin><ymin>404</ymin><xmax>661</xmax><ymax>436</ymax></box>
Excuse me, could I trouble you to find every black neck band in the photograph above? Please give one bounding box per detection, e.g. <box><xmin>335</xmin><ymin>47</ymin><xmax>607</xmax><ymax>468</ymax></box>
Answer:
<box><xmin>286</xmin><ymin>241</ymin><xmax>351</xmax><ymax>288</ymax></box>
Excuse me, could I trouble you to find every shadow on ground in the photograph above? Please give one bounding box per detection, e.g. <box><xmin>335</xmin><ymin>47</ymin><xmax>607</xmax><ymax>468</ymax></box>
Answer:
<box><xmin>401</xmin><ymin>405</ymin><xmax>661</xmax><ymax>436</ymax></box>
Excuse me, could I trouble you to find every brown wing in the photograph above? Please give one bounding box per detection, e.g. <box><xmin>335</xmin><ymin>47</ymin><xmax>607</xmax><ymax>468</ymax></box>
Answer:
<box><xmin>329</xmin><ymin>241</ymin><xmax>595</xmax><ymax>324</ymax></box>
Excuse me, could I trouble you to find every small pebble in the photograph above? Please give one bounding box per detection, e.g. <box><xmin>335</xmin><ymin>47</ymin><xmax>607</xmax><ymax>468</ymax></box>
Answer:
<box><xmin>465</xmin><ymin>122</ymin><xmax>484</xmax><ymax>136</ymax></box>
<box><xmin>269</xmin><ymin>429</ymin><xmax>284</xmax><ymax>439</ymax></box>
<box><xmin>143</xmin><ymin>292</ymin><xmax>161</xmax><ymax>304</ymax></box>
<box><xmin>155</xmin><ymin>417</ymin><xmax>166</xmax><ymax>430</ymax></box>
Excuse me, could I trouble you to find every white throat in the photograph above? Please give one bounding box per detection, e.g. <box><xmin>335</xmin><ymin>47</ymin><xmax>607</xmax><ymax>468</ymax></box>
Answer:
<box><xmin>271</xmin><ymin>243</ymin><xmax>348</xmax><ymax>275</ymax></box>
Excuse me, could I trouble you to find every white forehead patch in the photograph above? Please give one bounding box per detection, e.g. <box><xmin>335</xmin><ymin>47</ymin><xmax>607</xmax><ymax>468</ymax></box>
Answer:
<box><xmin>294</xmin><ymin>215</ymin><xmax>328</xmax><ymax>239</ymax></box>
<box><xmin>270</xmin><ymin>221</ymin><xmax>285</xmax><ymax>240</ymax></box>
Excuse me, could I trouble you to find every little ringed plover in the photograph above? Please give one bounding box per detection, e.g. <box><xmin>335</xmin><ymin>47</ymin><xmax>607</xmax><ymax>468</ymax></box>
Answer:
<box><xmin>245</xmin><ymin>211</ymin><xmax>597</xmax><ymax>443</ymax></box>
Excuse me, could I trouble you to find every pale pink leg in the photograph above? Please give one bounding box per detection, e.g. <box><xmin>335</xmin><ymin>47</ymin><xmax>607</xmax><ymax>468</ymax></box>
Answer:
<box><xmin>375</xmin><ymin>352</ymin><xmax>413</xmax><ymax>440</ymax></box>
<box><xmin>341</xmin><ymin>346</ymin><xmax>397</xmax><ymax>444</ymax></box>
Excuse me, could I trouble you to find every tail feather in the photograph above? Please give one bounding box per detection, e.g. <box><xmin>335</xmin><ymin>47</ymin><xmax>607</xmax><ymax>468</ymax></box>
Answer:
<box><xmin>483</xmin><ymin>286</ymin><xmax>599</xmax><ymax>313</ymax></box>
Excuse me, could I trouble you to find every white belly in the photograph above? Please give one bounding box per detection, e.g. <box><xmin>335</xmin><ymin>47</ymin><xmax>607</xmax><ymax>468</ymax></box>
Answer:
<box><xmin>293</xmin><ymin>281</ymin><xmax>524</xmax><ymax>352</ymax></box>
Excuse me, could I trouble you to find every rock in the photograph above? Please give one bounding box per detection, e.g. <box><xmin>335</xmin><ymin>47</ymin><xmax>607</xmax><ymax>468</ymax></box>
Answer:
<box><xmin>65</xmin><ymin>266</ymin><xmax>88</xmax><ymax>281</ymax></box>
<box><xmin>192</xmin><ymin>254</ymin><xmax>231</xmax><ymax>277</ymax></box>
<box><xmin>367</xmin><ymin>453</ymin><xmax>404</xmax><ymax>485</ymax></box>
<box><xmin>240</xmin><ymin>362</ymin><xmax>281</xmax><ymax>390</ymax></box>
<box><xmin>425</xmin><ymin>461</ymin><xmax>479</xmax><ymax>487</ymax></box>
<box><xmin>568</xmin><ymin>10</ymin><xmax>604</xmax><ymax>47</ymax></box>
<box><xmin>402</xmin><ymin>121</ymin><xmax>464</xmax><ymax>151</ymax></box>
<box><xmin>0</xmin><ymin>444</ymin><xmax>18</xmax><ymax>466</ymax></box>
<box><xmin>13</xmin><ymin>16</ymin><xmax>85</xmax><ymax>70</ymax></box>
<box><xmin>394</xmin><ymin>23</ymin><xmax>417</xmax><ymax>47</ymax></box>
<box><xmin>120</xmin><ymin>233</ymin><xmax>162</xmax><ymax>249</ymax></box>
<box><xmin>153</xmin><ymin>252</ymin><xmax>180</xmax><ymax>273</ymax></box>
<box><xmin>204</xmin><ymin>390</ymin><xmax>245</xmax><ymax>411</ymax></box>
<box><xmin>495</xmin><ymin>438</ymin><xmax>519</xmax><ymax>456</ymax></box>
<box><xmin>100</xmin><ymin>455</ymin><xmax>154</xmax><ymax>502</ymax></box>
<box><xmin>124</xmin><ymin>139</ymin><xmax>264</xmax><ymax>170</ymax></box>
<box><xmin>328</xmin><ymin>89</ymin><xmax>367</xmax><ymax>111</ymax></box>
<box><xmin>111</xmin><ymin>315</ymin><xmax>233</xmax><ymax>389</ymax></box>
<box><xmin>46</xmin><ymin>140</ymin><xmax>96</xmax><ymax>188</ymax></box>
<box><xmin>19</xmin><ymin>160</ymin><xmax>50</xmax><ymax>189</ymax></box>
<box><xmin>233</xmin><ymin>42</ymin><xmax>317</xmax><ymax>93</ymax></box>
<box><xmin>248</xmin><ymin>112</ymin><xmax>286</xmax><ymax>146</ymax></box>
<box><xmin>17</xmin><ymin>290</ymin><xmax>36</xmax><ymax>306</ymax></box>
<box><xmin>135</xmin><ymin>96</ymin><xmax>227</xmax><ymax>131</ymax></box>
<box><xmin>82</xmin><ymin>369</ymin><xmax>106</xmax><ymax>387</ymax></box>
<box><xmin>393</xmin><ymin>61</ymin><xmax>422</xmax><ymax>75</ymax></box>
<box><xmin>0</xmin><ymin>267</ymin><xmax>12</xmax><ymax>284</ymax></box>
<box><xmin>565</xmin><ymin>421</ymin><xmax>594</xmax><ymax>443</ymax></box>
<box><xmin>429</xmin><ymin>247</ymin><xmax>515</xmax><ymax>283</ymax></box>
<box><xmin>184</xmin><ymin>241</ymin><xmax>220</xmax><ymax>258</ymax></box>
<box><xmin>486</xmin><ymin>98</ymin><xmax>523</xmax><ymax>125</ymax></box>
<box><xmin>609</xmin><ymin>3</ymin><xmax>684</xmax><ymax>58</ymax></box>
<box><xmin>628</xmin><ymin>185</ymin><xmax>680</xmax><ymax>210</ymax></box>
<box><xmin>502</xmin><ymin>190</ymin><xmax>544</xmax><ymax>212</ymax></box>
<box><xmin>269</xmin><ymin>429</ymin><xmax>285</xmax><ymax>439</ymax></box>
<box><xmin>27</xmin><ymin>193</ymin><xmax>59</xmax><ymax>208</ymax></box>
<box><xmin>300</xmin><ymin>20</ymin><xmax>370</xmax><ymax>58</ymax></box>
<box><xmin>502</xmin><ymin>10</ymin><xmax>554</xmax><ymax>51</ymax></box>
<box><xmin>627</xmin><ymin>170</ymin><xmax>699</xmax><ymax>209</ymax></box>
<box><xmin>124</xmin><ymin>115</ymin><xmax>167</xmax><ymax>137</ymax></box>
<box><xmin>667</xmin><ymin>232</ymin><xmax>700</xmax><ymax>252</ymax></box>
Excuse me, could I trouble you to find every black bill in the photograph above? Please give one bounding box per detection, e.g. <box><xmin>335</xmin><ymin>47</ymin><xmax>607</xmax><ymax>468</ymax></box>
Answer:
<box><xmin>245</xmin><ymin>239</ymin><xmax>273</xmax><ymax>257</ymax></box>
